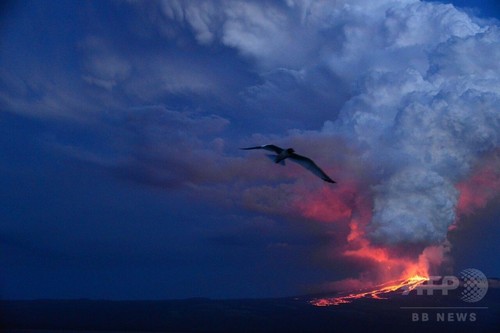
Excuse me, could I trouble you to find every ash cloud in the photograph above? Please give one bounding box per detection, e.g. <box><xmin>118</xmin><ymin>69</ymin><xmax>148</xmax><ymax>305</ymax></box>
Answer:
<box><xmin>326</xmin><ymin>23</ymin><xmax>500</xmax><ymax>244</ymax></box>
<box><xmin>101</xmin><ymin>0</ymin><xmax>500</xmax><ymax>246</ymax></box>
<box><xmin>4</xmin><ymin>0</ymin><xmax>500</xmax><ymax>247</ymax></box>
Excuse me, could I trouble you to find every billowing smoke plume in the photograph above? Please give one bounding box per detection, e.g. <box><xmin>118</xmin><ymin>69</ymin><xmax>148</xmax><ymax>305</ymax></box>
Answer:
<box><xmin>325</xmin><ymin>25</ymin><xmax>500</xmax><ymax>245</ymax></box>
<box><xmin>316</xmin><ymin>3</ymin><xmax>500</xmax><ymax>244</ymax></box>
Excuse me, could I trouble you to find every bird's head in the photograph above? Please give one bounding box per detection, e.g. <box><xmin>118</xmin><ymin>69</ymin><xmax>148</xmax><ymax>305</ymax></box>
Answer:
<box><xmin>286</xmin><ymin>148</ymin><xmax>295</xmax><ymax>154</ymax></box>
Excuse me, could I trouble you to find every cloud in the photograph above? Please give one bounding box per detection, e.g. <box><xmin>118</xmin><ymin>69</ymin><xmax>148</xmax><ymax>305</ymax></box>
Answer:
<box><xmin>310</xmin><ymin>8</ymin><xmax>498</xmax><ymax>246</ymax></box>
<box><xmin>456</xmin><ymin>151</ymin><xmax>500</xmax><ymax>216</ymax></box>
<box><xmin>61</xmin><ymin>105</ymin><xmax>238</xmax><ymax>188</ymax></box>
<box><xmin>0</xmin><ymin>67</ymin><xmax>103</xmax><ymax>120</ymax></box>
<box><xmin>80</xmin><ymin>36</ymin><xmax>132</xmax><ymax>90</ymax></box>
<box><xmin>159</xmin><ymin>0</ymin><xmax>223</xmax><ymax>44</ymax></box>
<box><xmin>383</xmin><ymin>2</ymin><xmax>481</xmax><ymax>47</ymax></box>
<box><xmin>105</xmin><ymin>0</ymin><xmax>500</xmax><ymax>248</ymax></box>
<box><xmin>324</xmin><ymin>45</ymin><xmax>500</xmax><ymax>246</ymax></box>
<box><xmin>369</xmin><ymin>167</ymin><xmax>458</xmax><ymax>244</ymax></box>
<box><xmin>2</xmin><ymin>0</ymin><xmax>500</xmax><ymax>285</ymax></box>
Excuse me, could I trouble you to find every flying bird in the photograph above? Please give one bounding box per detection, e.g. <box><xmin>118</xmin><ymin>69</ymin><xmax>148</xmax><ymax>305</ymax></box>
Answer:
<box><xmin>241</xmin><ymin>144</ymin><xmax>336</xmax><ymax>183</ymax></box>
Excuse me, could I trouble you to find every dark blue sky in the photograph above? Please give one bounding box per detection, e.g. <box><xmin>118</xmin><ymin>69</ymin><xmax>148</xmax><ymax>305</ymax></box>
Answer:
<box><xmin>1</xmin><ymin>0</ymin><xmax>499</xmax><ymax>300</ymax></box>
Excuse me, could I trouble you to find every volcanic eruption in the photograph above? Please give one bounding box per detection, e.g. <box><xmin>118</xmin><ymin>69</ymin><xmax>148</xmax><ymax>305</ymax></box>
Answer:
<box><xmin>304</xmin><ymin>32</ymin><xmax>500</xmax><ymax>304</ymax></box>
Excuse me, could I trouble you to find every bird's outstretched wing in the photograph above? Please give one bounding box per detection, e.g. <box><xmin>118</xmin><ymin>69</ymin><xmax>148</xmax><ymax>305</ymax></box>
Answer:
<box><xmin>240</xmin><ymin>144</ymin><xmax>284</xmax><ymax>154</ymax></box>
<box><xmin>289</xmin><ymin>153</ymin><xmax>336</xmax><ymax>183</ymax></box>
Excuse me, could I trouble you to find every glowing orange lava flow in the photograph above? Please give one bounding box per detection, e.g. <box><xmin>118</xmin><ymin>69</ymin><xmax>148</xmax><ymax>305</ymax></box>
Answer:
<box><xmin>310</xmin><ymin>218</ymin><xmax>439</xmax><ymax>306</ymax></box>
<box><xmin>311</xmin><ymin>274</ymin><xmax>429</xmax><ymax>306</ymax></box>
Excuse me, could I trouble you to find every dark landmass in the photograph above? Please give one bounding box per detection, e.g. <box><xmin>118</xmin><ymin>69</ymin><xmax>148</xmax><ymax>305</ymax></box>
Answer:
<box><xmin>1</xmin><ymin>282</ymin><xmax>499</xmax><ymax>333</ymax></box>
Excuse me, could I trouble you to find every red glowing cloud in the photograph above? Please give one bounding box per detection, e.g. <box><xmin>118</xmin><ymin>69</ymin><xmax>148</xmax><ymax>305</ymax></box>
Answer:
<box><xmin>456</xmin><ymin>153</ymin><xmax>500</xmax><ymax>216</ymax></box>
<box><xmin>294</xmin><ymin>182</ymin><xmax>357</xmax><ymax>223</ymax></box>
